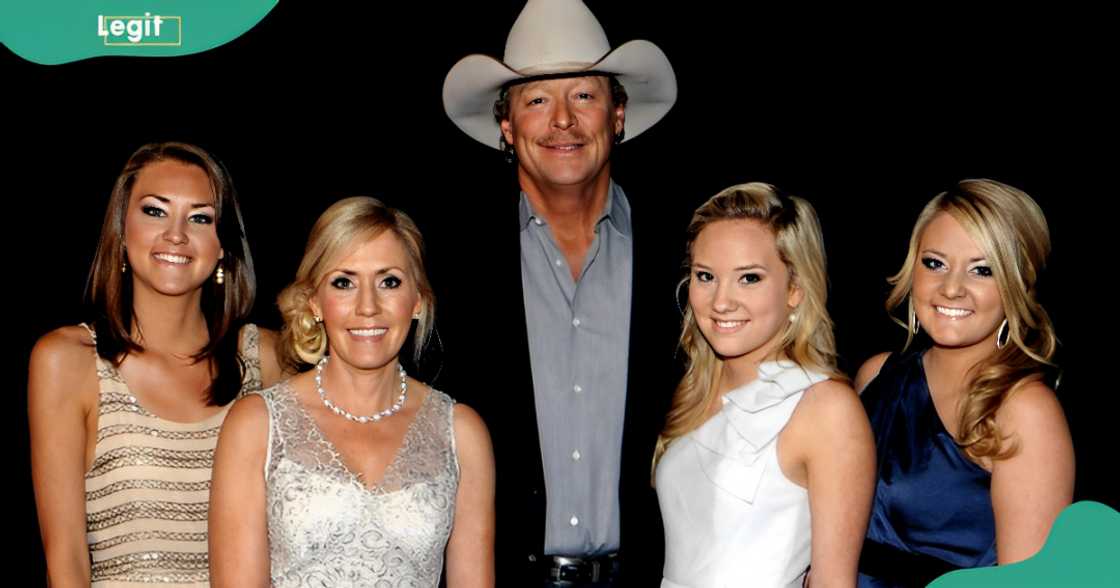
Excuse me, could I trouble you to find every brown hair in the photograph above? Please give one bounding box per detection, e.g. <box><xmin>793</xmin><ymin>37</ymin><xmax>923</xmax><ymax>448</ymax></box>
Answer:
<box><xmin>85</xmin><ymin>141</ymin><xmax>256</xmax><ymax>406</ymax></box>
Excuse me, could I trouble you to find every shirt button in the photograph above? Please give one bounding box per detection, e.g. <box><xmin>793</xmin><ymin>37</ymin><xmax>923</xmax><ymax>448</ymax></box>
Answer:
<box><xmin>572</xmin><ymin>450</ymin><xmax>581</xmax><ymax>461</ymax></box>
<box><xmin>555</xmin><ymin>258</ymin><xmax>563</xmax><ymax>266</ymax></box>
<box><xmin>570</xmin><ymin>516</ymin><xmax>579</xmax><ymax>527</ymax></box>
<box><xmin>572</xmin><ymin>318</ymin><xmax>581</xmax><ymax>327</ymax></box>
<box><xmin>573</xmin><ymin>384</ymin><xmax>583</xmax><ymax>394</ymax></box>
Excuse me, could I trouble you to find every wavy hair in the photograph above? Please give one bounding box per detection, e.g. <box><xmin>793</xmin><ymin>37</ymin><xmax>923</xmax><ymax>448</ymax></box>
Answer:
<box><xmin>654</xmin><ymin>183</ymin><xmax>843</xmax><ymax>470</ymax></box>
<box><xmin>276</xmin><ymin>197</ymin><xmax>435</xmax><ymax>372</ymax></box>
<box><xmin>887</xmin><ymin>179</ymin><xmax>1057</xmax><ymax>460</ymax></box>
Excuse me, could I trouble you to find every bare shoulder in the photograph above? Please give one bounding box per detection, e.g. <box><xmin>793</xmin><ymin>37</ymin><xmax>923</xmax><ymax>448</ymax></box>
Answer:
<box><xmin>254</xmin><ymin>325</ymin><xmax>279</xmax><ymax>352</ymax></box>
<box><xmin>787</xmin><ymin>378</ymin><xmax>868</xmax><ymax>443</ymax></box>
<box><xmin>221</xmin><ymin>393</ymin><xmax>270</xmax><ymax>440</ymax></box>
<box><xmin>799</xmin><ymin>378</ymin><xmax>864</xmax><ymax>416</ymax></box>
<box><xmin>995</xmin><ymin>379</ymin><xmax>1069</xmax><ymax>438</ymax></box>
<box><xmin>452</xmin><ymin>402</ymin><xmax>490</xmax><ymax>441</ymax></box>
<box><xmin>29</xmin><ymin>326</ymin><xmax>98</xmax><ymax>403</ymax></box>
<box><xmin>854</xmin><ymin>352</ymin><xmax>892</xmax><ymax>394</ymax></box>
<box><xmin>31</xmin><ymin>325</ymin><xmax>96</xmax><ymax>369</ymax></box>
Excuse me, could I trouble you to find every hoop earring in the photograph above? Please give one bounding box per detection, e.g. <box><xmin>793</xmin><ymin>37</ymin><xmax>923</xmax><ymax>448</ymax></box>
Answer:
<box><xmin>675</xmin><ymin>277</ymin><xmax>688</xmax><ymax>317</ymax></box>
<box><xmin>908</xmin><ymin>297</ymin><xmax>920</xmax><ymax>334</ymax></box>
<box><xmin>996</xmin><ymin>318</ymin><xmax>1010</xmax><ymax>349</ymax></box>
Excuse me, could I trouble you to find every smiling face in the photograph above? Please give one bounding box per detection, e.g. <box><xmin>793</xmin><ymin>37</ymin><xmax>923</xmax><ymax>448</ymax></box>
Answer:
<box><xmin>688</xmin><ymin>219</ymin><xmax>803</xmax><ymax>366</ymax></box>
<box><xmin>123</xmin><ymin>159</ymin><xmax>223</xmax><ymax>299</ymax></box>
<box><xmin>912</xmin><ymin>212</ymin><xmax>1005</xmax><ymax>350</ymax></box>
<box><xmin>499</xmin><ymin>75</ymin><xmax>625</xmax><ymax>192</ymax></box>
<box><xmin>308</xmin><ymin>230</ymin><xmax>422</xmax><ymax>373</ymax></box>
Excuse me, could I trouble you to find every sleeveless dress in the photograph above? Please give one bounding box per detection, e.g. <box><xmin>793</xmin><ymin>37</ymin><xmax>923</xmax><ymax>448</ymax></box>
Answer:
<box><xmin>858</xmin><ymin>349</ymin><xmax>996</xmax><ymax>587</ymax></box>
<box><xmin>251</xmin><ymin>381</ymin><xmax>460</xmax><ymax>587</ymax></box>
<box><xmin>656</xmin><ymin>360</ymin><xmax>827</xmax><ymax>588</ymax></box>
<box><xmin>84</xmin><ymin>323</ymin><xmax>264</xmax><ymax>587</ymax></box>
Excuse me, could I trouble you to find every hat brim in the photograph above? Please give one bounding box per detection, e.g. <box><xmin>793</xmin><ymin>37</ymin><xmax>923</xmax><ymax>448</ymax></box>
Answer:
<box><xmin>442</xmin><ymin>39</ymin><xmax>677</xmax><ymax>149</ymax></box>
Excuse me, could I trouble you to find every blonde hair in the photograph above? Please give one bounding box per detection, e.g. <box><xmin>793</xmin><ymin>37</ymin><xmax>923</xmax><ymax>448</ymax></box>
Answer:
<box><xmin>886</xmin><ymin>179</ymin><xmax>1057</xmax><ymax>460</ymax></box>
<box><xmin>276</xmin><ymin>197</ymin><xmax>435</xmax><ymax>372</ymax></box>
<box><xmin>654</xmin><ymin>183</ymin><xmax>844</xmax><ymax>471</ymax></box>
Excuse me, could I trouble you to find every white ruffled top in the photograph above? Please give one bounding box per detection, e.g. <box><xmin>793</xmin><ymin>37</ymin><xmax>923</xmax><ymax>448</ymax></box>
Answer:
<box><xmin>656</xmin><ymin>360</ymin><xmax>827</xmax><ymax>588</ymax></box>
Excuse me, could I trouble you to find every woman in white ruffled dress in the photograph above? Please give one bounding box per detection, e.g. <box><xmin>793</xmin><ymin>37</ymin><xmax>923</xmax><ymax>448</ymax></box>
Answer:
<box><xmin>654</xmin><ymin>183</ymin><xmax>876</xmax><ymax>588</ymax></box>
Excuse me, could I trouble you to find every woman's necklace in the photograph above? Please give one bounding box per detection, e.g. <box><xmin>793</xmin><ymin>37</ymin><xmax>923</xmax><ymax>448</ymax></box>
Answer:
<box><xmin>314</xmin><ymin>356</ymin><xmax>407</xmax><ymax>424</ymax></box>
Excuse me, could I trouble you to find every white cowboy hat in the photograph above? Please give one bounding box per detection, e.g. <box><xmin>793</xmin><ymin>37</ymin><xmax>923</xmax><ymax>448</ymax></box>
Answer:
<box><xmin>442</xmin><ymin>0</ymin><xmax>677</xmax><ymax>149</ymax></box>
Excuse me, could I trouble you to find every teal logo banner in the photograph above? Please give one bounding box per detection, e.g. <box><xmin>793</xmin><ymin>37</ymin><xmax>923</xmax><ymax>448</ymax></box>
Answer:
<box><xmin>931</xmin><ymin>501</ymin><xmax>1120</xmax><ymax>587</ymax></box>
<box><xmin>1</xmin><ymin>1</ymin><xmax>277</xmax><ymax>65</ymax></box>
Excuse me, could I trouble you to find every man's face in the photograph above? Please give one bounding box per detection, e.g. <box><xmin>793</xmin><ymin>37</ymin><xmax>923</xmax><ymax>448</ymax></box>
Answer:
<box><xmin>500</xmin><ymin>75</ymin><xmax>625</xmax><ymax>192</ymax></box>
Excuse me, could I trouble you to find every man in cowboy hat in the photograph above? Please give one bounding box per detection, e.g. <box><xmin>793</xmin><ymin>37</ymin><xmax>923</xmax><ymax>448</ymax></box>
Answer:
<box><xmin>441</xmin><ymin>0</ymin><xmax>679</xmax><ymax>585</ymax></box>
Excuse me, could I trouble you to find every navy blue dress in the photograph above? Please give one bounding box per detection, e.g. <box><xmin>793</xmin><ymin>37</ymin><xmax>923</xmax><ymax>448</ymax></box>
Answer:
<box><xmin>857</xmin><ymin>349</ymin><xmax>997</xmax><ymax>587</ymax></box>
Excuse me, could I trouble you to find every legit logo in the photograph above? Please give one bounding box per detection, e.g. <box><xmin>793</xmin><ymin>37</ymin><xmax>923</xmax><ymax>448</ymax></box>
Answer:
<box><xmin>97</xmin><ymin>13</ymin><xmax>181</xmax><ymax>46</ymax></box>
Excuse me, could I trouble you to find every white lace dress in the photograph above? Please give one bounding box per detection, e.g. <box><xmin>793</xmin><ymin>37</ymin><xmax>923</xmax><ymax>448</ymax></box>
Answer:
<box><xmin>251</xmin><ymin>382</ymin><xmax>459</xmax><ymax>587</ymax></box>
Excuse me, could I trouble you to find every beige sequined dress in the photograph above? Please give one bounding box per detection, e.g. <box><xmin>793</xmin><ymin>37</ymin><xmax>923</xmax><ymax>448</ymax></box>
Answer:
<box><xmin>83</xmin><ymin>323</ymin><xmax>263</xmax><ymax>586</ymax></box>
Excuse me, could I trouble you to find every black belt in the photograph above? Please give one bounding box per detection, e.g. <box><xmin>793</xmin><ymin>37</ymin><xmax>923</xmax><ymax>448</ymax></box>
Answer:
<box><xmin>858</xmin><ymin>539</ymin><xmax>963</xmax><ymax>587</ymax></box>
<box><xmin>537</xmin><ymin>552</ymin><xmax>621</xmax><ymax>583</ymax></box>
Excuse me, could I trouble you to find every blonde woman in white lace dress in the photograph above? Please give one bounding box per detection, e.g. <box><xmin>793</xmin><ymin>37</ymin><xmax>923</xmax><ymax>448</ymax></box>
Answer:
<box><xmin>210</xmin><ymin>197</ymin><xmax>495</xmax><ymax>588</ymax></box>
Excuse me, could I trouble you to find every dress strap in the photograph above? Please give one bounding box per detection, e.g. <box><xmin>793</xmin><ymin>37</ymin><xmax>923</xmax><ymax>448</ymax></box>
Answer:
<box><xmin>238</xmin><ymin>323</ymin><xmax>264</xmax><ymax>395</ymax></box>
<box><xmin>442</xmin><ymin>391</ymin><xmax>460</xmax><ymax>479</ymax></box>
<box><xmin>79</xmin><ymin>322</ymin><xmax>117</xmax><ymax>390</ymax></box>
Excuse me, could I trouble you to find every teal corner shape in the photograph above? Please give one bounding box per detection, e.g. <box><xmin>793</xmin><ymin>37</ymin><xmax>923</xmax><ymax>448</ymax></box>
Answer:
<box><xmin>1</xmin><ymin>0</ymin><xmax>278</xmax><ymax>65</ymax></box>
<box><xmin>930</xmin><ymin>501</ymin><xmax>1120</xmax><ymax>587</ymax></box>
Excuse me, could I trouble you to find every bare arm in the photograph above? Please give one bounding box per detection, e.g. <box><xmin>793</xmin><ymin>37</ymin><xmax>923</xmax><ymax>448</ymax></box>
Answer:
<box><xmin>990</xmin><ymin>381</ymin><xmax>1074</xmax><ymax>564</ymax></box>
<box><xmin>853</xmin><ymin>352</ymin><xmax>891</xmax><ymax>395</ymax></box>
<box><xmin>30</xmin><ymin>328</ymin><xmax>100</xmax><ymax>587</ymax></box>
<box><xmin>795</xmin><ymin>380</ymin><xmax>877</xmax><ymax>588</ymax></box>
<box><xmin>444</xmin><ymin>403</ymin><xmax>496</xmax><ymax>588</ymax></box>
<box><xmin>209</xmin><ymin>395</ymin><xmax>272</xmax><ymax>587</ymax></box>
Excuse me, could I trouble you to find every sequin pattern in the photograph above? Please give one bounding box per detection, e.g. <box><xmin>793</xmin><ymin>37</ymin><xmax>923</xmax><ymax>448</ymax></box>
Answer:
<box><xmin>254</xmin><ymin>381</ymin><xmax>460</xmax><ymax>588</ymax></box>
<box><xmin>83</xmin><ymin>323</ymin><xmax>264</xmax><ymax>586</ymax></box>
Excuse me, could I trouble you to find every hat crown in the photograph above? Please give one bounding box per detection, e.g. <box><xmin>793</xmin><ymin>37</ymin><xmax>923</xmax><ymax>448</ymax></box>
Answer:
<box><xmin>503</xmin><ymin>0</ymin><xmax>611</xmax><ymax>74</ymax></box>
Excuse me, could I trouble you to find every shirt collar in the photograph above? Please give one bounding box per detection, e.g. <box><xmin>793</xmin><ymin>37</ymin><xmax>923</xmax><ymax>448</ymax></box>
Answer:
<box><xmin>518</xmin><ymin>180</ymin><xmax>632</xmax><ymax>237</ymax></box>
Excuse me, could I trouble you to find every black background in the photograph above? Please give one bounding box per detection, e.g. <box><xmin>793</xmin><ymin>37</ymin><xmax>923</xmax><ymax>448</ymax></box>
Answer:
<box><xmin>7</xmin><ymin>2</ymin><xmax>1115</xmax><ymax>583</ymax></box>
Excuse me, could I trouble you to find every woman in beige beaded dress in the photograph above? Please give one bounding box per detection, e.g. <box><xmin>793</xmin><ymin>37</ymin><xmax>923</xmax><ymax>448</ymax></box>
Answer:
<box><xmin>28</xmin><ymin>142</ymin><xmax>283</xmax><ymax>586</ymax></box>
<box><xmin>209</xmin><ymin>196</ymin><xmax>495</xmax><ymax>587</ymax></box>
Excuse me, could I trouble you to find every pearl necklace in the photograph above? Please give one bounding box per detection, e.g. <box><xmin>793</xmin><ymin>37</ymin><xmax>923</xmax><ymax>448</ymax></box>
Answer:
<box><xmin>315</xmin><ymin>356</ymin><xmax>408</xmax><ymax>424</ymax></box>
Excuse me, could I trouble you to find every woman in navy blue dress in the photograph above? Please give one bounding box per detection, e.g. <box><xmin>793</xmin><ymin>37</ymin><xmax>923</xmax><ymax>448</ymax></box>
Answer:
<box><xmin>854</xmin><ymin>179</ymin><xmax>1074</xmax><ymax>587</ymax></box>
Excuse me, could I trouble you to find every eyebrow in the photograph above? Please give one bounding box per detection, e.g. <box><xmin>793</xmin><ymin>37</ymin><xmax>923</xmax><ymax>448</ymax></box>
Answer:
<box><xmin>334</xmin><ymin>266</ymin><xmax>406</xmax><ymax>276</ymax></box>
<box><xmin>140</xmin><ymin>194</ymin><xmax>216</xmax><ymax>209</ymax></box>
<box><xmin>692</xmin><ymin>262</ymin><xmax>766</xmax><ymax>271</ymax></box>
<box><xmin>922</xmin><ymin>249</ymin><xmax>986</xmax><ymax>263</ymax></box>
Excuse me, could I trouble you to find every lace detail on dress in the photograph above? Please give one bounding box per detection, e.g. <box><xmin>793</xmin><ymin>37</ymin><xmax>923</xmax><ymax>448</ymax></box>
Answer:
<box><xmin>253</xmin><ymin>382</ymin><xmax>459</xmax><ymax>588</ymax></box>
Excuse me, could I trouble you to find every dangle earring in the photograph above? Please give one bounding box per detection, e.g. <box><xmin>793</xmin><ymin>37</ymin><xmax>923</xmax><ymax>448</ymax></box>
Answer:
<box><xmin>996</xmin><ymin>318</ymin><xmax>1010</xmax><ymax>349</ymax></box>
<box><xmin>215</xmin><ymin>264</ymin><xmax>225</xmax><ymax>285</ymax></box>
